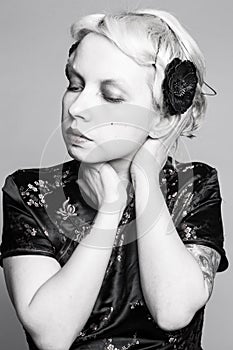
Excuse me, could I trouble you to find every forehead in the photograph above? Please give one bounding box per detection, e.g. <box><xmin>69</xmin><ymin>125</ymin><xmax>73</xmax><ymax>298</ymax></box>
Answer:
<box><xmin>68</xmin><ymin>32</ymin><xmax>151</xmax><ymax>86</ymax></box>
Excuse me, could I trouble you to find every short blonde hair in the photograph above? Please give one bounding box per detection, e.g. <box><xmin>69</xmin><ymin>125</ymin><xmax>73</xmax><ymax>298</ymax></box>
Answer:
<box><xmin>69</xmin><ymin>9</ymin><xmax>207</xmax><ymax>141</ymax></box>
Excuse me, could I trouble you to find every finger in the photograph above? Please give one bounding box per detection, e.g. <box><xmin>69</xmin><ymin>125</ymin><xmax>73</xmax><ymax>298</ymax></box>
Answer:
<box><xmin>89</xmin><ymin>162</ymin><xmax>106</xmax><ymax>173</ymax></box>
<box><xmin>80</xmin><ymin>162</ymin><xmax>102</xmax><ymax>175</ymax></box>
<box><xmin>77</xmin><ymin>179</ymin><xmax>92</xmax><ymax>198</ymax></box>
<box><xmin>76</xmin><ymin>178</ymin><xmax>84</xmax><ymax>188</ymax></box>
<box><xmin>85</xmin><ymin>170</ymin><xmax>102</xmax><ymax>192</ymax></box>
<box><xmin>100</xmin><ymin>163</ymin><xmax>120</xmax><ymax>185</ymax></box>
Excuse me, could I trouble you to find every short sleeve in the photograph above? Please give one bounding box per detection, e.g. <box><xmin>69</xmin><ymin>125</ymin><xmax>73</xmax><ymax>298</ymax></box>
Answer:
<box><xmin>175</xmin><ymin>166</ymin><xmax>229</xmax><ymax>273</ymax></box>
<box><xmin>0</xmin><ymin>172</ymin><xmax>56</xmax><ymax>268</ymax></box>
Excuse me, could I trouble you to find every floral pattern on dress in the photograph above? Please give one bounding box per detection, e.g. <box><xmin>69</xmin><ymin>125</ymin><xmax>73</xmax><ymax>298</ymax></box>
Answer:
<box><xmin>0</xmin><ymin>158</ymin><xmax>228</xmax><ymax>350</ymax></box>
<box><xmin>19</xmin><ymin>169</ymin><xmax>72</xmax><ymax>209</ymax></box>
<box><xmin>53</xmin><ymin>194</ymin><xmax>93</xmax><ymax>243</ymax></box>
<box><xmin>20</xmin><ymin>179</ymin><xmax>50</xmax><ymax>208</ymax></box>
<box><xmin>56</xmin><ymin>196</ymin><xmax>77</xmax><ymax>220</ymax></box>
<box><xmin>103</xmin><ymin>333</ymin><xmax>140</xmax><ymax>350</ymax></box>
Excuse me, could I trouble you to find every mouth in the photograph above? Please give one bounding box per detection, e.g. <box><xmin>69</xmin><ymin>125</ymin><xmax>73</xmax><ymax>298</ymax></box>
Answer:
<box><xmin>66</xmin><ymin>129</ymin><xmax>93</xmax><ymax>141</ymax></box>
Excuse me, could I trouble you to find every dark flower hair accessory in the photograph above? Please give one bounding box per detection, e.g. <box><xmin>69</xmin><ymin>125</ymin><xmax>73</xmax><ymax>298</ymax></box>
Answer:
<box><xmin>162</xmin><ymin>57</ymin><xmax>198</xmax><ymax>116</ymax></box>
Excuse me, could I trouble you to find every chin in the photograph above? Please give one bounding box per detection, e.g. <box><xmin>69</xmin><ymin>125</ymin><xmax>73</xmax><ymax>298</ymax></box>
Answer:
<box><xmin>66</xmin><ymin>144</ymin><xmax>106</xmax><ymax>164</ymax></box>
<box><xmin>66</xmin><ymin>140</ymin><xmax>135</xmax><ymax>164</ymax></box>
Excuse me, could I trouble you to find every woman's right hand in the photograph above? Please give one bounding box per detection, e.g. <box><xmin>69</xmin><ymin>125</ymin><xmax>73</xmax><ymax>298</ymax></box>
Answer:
<box><xmin>76</xmin><ymin>162</ymin><xmax>128</xmax><ymax>216</ymax></box>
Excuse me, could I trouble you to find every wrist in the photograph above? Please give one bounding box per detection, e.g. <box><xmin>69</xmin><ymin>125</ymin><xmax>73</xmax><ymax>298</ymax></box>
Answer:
<box><xmin>98</xmin><ymin>204</ymin><xmax>125</xmax><ymax>220</ymax></box>
<box><xmin>81</xmin><ymin>208</ymin><xmax>124</xmax><ymax>250</ymax></box>
<box><xmin>132</xmin><ymin>169</ymin><xmax>160</xmax><ymax>191</ymax></box>
<box><xmin>100</xmin><ymin>192</ymin><xmax>127</xmax><ymax>210</ymax></box>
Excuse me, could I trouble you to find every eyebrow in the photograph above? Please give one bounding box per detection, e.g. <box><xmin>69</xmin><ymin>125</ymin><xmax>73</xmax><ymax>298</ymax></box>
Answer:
<box><xmin>65</xmin><ymin>62</ymin><xmax>130</xmax><ymax>95</ymax></box>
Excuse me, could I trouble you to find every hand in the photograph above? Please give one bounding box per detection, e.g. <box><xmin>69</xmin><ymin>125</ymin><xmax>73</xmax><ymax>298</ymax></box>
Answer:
<box><xmin>130</xmin><ymin>114</ymin><xmax>189</xmax><ymax>182</ymax></box>
<box><xmin>76</xmin><ymin>162</ymin><xmax>128</xmax><ymax>215</ymax></box>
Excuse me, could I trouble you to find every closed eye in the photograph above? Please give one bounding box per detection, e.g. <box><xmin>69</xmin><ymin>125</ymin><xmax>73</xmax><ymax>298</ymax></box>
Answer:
<box><xmin>66</xmin><ymin>87</ymin><xmax>125</xmax><ymax>103</ymax></box>
<box><xmin>66</xmin><ymin>85</ymin><xmax>84</xmax><ymax>93</ymax></box>
<box><xmin>101</xmin><ymin>94</ymin><xmax>125</xmax><ymax>103</ymax></box>
<box><xmin>65</xmin><ymin>63</ymin><xmax>129</xmax><ymax>104</ymax></box>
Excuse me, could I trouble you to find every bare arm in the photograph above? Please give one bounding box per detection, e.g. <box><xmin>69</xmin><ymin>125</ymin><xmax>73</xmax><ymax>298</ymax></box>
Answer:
<box><xmin>129</xmin><ymin>110</ymin><xmax>223</xmax><ymax>332</ymax></box>
<box><xmin>3</xmin><ymin>208</ymin><xmax>124</xmax><ymax>350</ymax></box>
<box><xmin>3</xmin><ymin>161</ymin><xmax>128</xmax><ymax>350</ymax></box>
<box><xmin>135</xmin><ymin>176</ymin><xmax>221</xmax><ymax>331</ymax></box>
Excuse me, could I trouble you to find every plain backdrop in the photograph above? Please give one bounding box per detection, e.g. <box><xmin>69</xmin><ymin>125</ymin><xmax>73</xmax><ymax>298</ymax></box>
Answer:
<box><xmin>0</xmin><ymin>1</ymin><xmax>232</xmax><ymax>349</ymax></box>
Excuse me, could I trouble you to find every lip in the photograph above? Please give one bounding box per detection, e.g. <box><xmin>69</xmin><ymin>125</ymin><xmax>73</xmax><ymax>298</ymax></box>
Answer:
<box><xmin>67</xmin><ymin>129</ymin><xmax>93</xmax><ymax>141</ymax></box>
<box><xmin>68</xmin><ymin>135</ymin><xmax>91</xmax><ymax>146</ymax></box>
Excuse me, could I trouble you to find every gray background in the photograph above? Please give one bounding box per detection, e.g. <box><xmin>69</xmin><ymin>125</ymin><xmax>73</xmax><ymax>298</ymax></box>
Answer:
<box><xmin>0</xmin><ymin>0</ymin><xmax>232</xmax><ymax>349</ymax></box>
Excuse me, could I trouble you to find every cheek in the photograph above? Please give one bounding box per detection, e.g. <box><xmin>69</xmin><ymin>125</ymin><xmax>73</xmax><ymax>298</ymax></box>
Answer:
<box><xmin>95</xmin><ymin>104</ymin><xmax>155</xmax><ymax>131</ymax></box>
<box><xmin>117</xmin><ymin>104</ymin><xmax>155</xmax><ymax>132</ymax></box>
<box><xmin>96</xmin><ymin>124</ymin><xmax>148</xmax><ymax>156</ymax></box>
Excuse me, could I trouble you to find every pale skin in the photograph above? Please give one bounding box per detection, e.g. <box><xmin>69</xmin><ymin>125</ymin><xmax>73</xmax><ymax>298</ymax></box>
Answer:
<box><xmin>2</xmin><ymin>32</ymin><xmax>221</xmax><ymax>350</ymax></box>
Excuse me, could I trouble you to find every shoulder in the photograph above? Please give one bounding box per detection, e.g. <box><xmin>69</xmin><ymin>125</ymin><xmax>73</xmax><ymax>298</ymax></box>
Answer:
<box><xmin>175</xmin><ymin>158</ymin><xmax>220</xmax><ymax>190</ymax></box>
<box><xmin>2</xmin><ymin>159</ymin><xmax>80</xmax><ymax>194</ymax></box>
<box><xmin>166</xmin><ymin>156</ymin><xmax>217</xmax><ymax>175</ymax></box>
<box><xmin>165</xmin><ymin>156</ymin><xmax>219</xmax><ymax>185</ymax></box>
<box><xmin>3</xmin><ymin>158</ymin><xmax>79</xmax><ymax>181</ymax></box>
<box><xmin>1</xmin><ymin>159</ymin><xmax>81</xmax><ymax>211</ymax></box>
<box><xmin>162</xmin><ymin>157</ymin><xmax>221</xmax><ymax>203</ymax></box>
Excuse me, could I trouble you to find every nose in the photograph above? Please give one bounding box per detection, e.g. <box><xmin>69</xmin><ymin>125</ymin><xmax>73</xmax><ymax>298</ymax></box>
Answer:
<box><xmin>68</xmin><ymin>88</ymin><xmax>98</xmax><ymax>120</ymax></box>
<box><xmin>68</xmin><ymin>95</ymin><xmax>88</xmax><ymax>120</ymax></box>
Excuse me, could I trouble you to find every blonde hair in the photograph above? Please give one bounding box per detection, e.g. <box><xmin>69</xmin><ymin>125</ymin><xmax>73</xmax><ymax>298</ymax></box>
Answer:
<box><xmin>69</xmin><ymin>9</ymin><xmax>207</xmax><ymax>144</ymax></box>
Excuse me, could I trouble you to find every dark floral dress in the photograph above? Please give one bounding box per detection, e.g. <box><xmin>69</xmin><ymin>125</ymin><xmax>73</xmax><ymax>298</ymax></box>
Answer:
<box><xmin>0</xmin><ymin>156</ymin><xmax>228</xmax><ymax>350</ymax></box>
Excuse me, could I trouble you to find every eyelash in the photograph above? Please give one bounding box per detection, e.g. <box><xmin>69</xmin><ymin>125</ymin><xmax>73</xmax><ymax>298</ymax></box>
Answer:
<box><xmin>66</xmin><ymin>85</ymin><xmax>125</xmax><ymax>104</ymax></box>
<box><xmin>66</xmin><ymin>85</ymin><xmax>83</xmax><ymax>93</ymax></box>
<box><xmin>103</xmin><ymin>96</ymin><xmax>125</xmax><ymax>104</ymax></box>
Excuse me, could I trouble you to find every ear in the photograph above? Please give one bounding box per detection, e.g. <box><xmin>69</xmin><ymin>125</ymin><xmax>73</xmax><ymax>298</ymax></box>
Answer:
<box><xmin>148</xmin><ymin>114</ymin><xmax>178</xmax><ymax>139</ymax></box>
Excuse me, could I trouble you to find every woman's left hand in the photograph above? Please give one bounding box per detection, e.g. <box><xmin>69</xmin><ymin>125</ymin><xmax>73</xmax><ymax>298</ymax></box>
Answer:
<box><xmin>130</xmin><ymin>114</ymin><xmax>189</xmax><ymax>182</ymax></box>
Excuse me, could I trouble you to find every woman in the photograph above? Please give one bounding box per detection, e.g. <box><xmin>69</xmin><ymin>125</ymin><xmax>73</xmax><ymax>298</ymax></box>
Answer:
<box><xmin>0</xmin><ymin>8</ymin><xmax>229</xmax><ymax>350</ymax></box>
